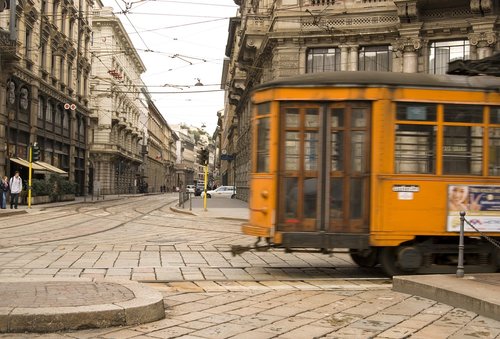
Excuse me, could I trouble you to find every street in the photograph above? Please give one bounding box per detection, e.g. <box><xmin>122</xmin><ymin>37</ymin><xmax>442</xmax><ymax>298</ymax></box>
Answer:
<box><xmin>0</xmin><ymin>194</ymin><xmax>499</xmax><ymax>338</ymax></box>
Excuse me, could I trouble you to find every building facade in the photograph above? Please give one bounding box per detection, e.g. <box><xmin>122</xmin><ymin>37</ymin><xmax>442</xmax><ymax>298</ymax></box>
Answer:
<box><xmin>173</xmin><ymin>126</ymin><xmax>196</xmax><ymax>190</ymax></box>
<box><xmin>144</xmin><ymin>97</ymin><xmax>177</xmax><ymax>193</ymax></box>
<box><xmin>89</xmin><ymin>6</ymin><xmax>147</xmax><ymax>195</ymax></box>
<box><xmin>222</xmin><ymin>0</ymin><xmax>500</xmax><ymax>201</ymax></box>
<box><xmin>0</xmin><ymin>0</ymin><xmax>93</xmax><ymax>194</ymax></box>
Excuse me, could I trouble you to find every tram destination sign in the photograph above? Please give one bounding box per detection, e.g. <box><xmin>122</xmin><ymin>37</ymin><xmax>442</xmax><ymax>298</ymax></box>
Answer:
<box><xmin>392</xmin><ymin>185</ymin><xmax>420</xmax><ymax>192</ymax></box>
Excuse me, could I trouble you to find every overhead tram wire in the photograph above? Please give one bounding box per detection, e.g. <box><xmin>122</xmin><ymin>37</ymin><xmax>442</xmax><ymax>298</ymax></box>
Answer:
<box><xmin>113</xmin><ymin>0</ymin><xmax>153</xmax><ymax>51</ymax></box>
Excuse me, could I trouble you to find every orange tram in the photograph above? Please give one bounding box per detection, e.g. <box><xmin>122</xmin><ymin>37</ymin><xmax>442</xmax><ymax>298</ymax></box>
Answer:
<box><xmin>242</xmin><ymin>71</ymin><xmax>500</xmax><ymax>276</ymax></box>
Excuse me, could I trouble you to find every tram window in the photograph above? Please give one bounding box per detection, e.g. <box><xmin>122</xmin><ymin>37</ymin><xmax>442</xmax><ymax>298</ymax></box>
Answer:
<box><xmin>331</xmin><ymin>108</ymin><xmax>344</xmax><ymax>127</ymax></box>
<box><xmin>489</xmin><ymin>128</ymin><xmax>500</xmax><ymax>176</ymax></box>
<box><xmin>257</xmin><ymin>102</ymin><xmax>270</xmax><ymax>116</ymax></box>
<box><xmin>490</xmin><ymin>107</ymin><xmax>500</xmax><ymax>124</ymax></box>
<box><xmin>303</xmin><ymin>178</ymin><xmax>317</xmax><ymax>218</ymax></box>
<box><xmin>443</xmin><ymin>126</ymin><xmax>482</xmax><ymax>175</ymax></box>
<box><xmin>305</xmin><ymin>109</ymin><xmax>320</xmax><ymax>127</ymax></box>
<box><xmin>350</xmin><ymin>178</ymin><xmax>364</xmax><ymax>219</ymax></box>
<box><xmin>395</xmin><ymin>124</ymin><xmax>436</xmax><ymax>174</ymax></box>
<box><xmin>285</xmin><ymin>132</ymin><xmax>300</xmax><ymax>171</ymax></box>
<box><xmin>352</xmin><ymin>108</ymin><xmax>367</xmax><ymax>127</ymax></box>
<box><xmin>396</xmin><ymin>103</ymin><xmax>436</xmax><ymax>121</ymax></box>
<box><xmin>331</xmin><ymin>131</ymin><xmax>343</xmax><ymax>171</ymax></box>
<box><xmin>284</xmin><ymin>177</ymin><xmax>298</xmax><ymax>220</ymax></box>
<box><xmin>304</xmin><ymin>132</ymin><xmax>319</xmax><ymax>171</ymax></box>
<box><xmin>444</xmin><ymin>105</ymin><xmax>483</xmax><ymax>123</ymax></box>
<box><xmin>351</xmin><ymin>131</ymin><xmax>366</xmax><ymax>172</ymax></box>
<box><xmin>256</xmin><ymin>118</ymin><xmax>270</xmax><ymax>173</ymax></box>
<box><xmin>285</xmin><ymin>108</ymin><xmax>300</xmax><ymax>128</ymax></box>
<box><xmin>330</xmin><ymin>179</ymin><xmax>343</xmax><ymax>219</ymax></box>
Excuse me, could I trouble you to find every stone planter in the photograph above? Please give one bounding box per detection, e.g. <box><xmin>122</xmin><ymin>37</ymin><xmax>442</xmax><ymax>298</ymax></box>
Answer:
<box><xmin>59</xmin><ymin>194</ymin><xmax>75</xmax><ymax>201</ymax></box>
<box><xmin>30</xmin><ymin>195</ymin><xmax>51</xmax><ymax>205</ymax></box>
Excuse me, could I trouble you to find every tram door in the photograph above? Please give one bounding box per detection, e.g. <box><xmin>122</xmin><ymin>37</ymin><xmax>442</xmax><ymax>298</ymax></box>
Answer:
<box><xmin>278</xmin><ymin>102</ymin><xmax>370</xmax><ymax>234</ymax></box>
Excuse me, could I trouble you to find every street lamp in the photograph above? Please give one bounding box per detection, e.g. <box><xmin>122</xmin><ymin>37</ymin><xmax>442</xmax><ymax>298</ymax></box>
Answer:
<box><xmin>194</xmin><ymin>78</ymin><xmax>203</xmax><ymax>86</ymax></box>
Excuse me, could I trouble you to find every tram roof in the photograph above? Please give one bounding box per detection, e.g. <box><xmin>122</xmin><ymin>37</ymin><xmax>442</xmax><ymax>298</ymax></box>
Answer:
<box><xmin>253</xmin><ymin>71</ymin><xmax>500</xmax><ymax>92</ymax></box>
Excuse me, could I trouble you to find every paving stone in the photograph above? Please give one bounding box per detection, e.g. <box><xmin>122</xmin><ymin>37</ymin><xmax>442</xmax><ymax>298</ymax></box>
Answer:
<box><xmin>451</xmin><ymin>325</ymin><xmax>500</xmax><ymax>338</ymax></box>
<box><xmin>148</xmin><ymin>326</ymin><xmax>194</xmax><ymax>338</ymax></box>
<box><xmin>277</xmin><ymin>323</ymin><xmax>334</xmax><ymax>338</ymax></box>
<box><xmin>410</xmin><ymin>324</ymin><xmax>461</xmax><ymax>338</ymax></box>
<box><xmin>190</xmin><ymin>322</ymin><xmax>255</xmax><ymax>339</ymax></box>
<box><xmin>376</xmin><ymin>326</ymin><xmax>417</xmax><ymax>339</ymax></box>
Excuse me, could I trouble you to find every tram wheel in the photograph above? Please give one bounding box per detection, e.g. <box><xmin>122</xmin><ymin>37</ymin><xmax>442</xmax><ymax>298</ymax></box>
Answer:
<box><xmin>378</xmin><ymin>247</ymin><xmax>406</xmax><ymax>277</ymax></box>
<box><xmin>349</xmin><ymin>248</ymin><xmax>378</xmax><ymax>268</ymax></box>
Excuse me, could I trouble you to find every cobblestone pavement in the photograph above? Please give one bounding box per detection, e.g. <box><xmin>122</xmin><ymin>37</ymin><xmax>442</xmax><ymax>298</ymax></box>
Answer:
<box><xmin>0</xmin><ymin>194</ymin><xmax>383</xmax><ymax>281</ymax></box>
<box><xmin>0</xmin><ymin>281</ymin><xmax>134</xmax><ymax>307</ymax></box>
<box><xmin>0</xmin><ymin>194</ymin><xmax>499</xmax><ymax>338</ymax></box>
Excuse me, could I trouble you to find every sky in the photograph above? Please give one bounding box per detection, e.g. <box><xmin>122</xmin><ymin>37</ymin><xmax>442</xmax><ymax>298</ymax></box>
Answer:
<box><xmin>100</xmin><ymin>0</ymin><xmax>239</xmax><ymax>135</ymax></box>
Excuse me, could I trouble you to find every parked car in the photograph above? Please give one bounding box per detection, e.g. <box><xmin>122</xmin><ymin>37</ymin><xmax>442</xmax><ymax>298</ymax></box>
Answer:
<box><xmin>186</xmin><ymin>185</ymin><xmax>195</xmax><ymax>193</ymax></box>
<box><xmin>201</xmin><ymin>186</ymin><xmax>236</xmax><ymax>199</ymax></box>
<box><xmin>195</xmin><ymin>183</ymin><xmax>205</xmax><ymax>196</ymax></box>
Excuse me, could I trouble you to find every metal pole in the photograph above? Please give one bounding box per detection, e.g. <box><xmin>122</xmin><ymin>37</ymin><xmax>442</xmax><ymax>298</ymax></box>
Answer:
<box><xmin>456</xmin><ymin>211</ymin><xmax>466</xmax><ymax>278</ymax></box>
<box><xmin>203</xmin><ymin>165</ymin><xmax>208</xmax><ymax>211</ymax></box>
<box><xmin>28</xmin><ymin>144</ymin><xmax>32</xmax><ymax>208</ymax></box>
<box><xmin>189</xmin><ymin>192</ymin><xmax>192</xmax><ymax>211</ymax></box>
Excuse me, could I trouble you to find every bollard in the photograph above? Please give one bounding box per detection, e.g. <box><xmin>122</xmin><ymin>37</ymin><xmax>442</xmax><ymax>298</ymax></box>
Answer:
<box><xmin>189</xmin><ymin>192</ymin><xmax>192</xmax><ymax>211</ymax></box>
<box><xmin>456</xmin><ymin>211</ymin><xmax>466</xmax><ymax>278</ymax></box>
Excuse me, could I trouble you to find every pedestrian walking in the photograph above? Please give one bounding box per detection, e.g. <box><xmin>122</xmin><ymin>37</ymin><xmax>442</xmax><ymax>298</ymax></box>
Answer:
<box><xmin>9</xmin><ymin>171</ymin><xmax>22</xmax><ymax>209</ymax></box>
<box><xmin>0</xmin><ymin>176</ymin><xmax>9</xmax><ymax>209</ymax></box>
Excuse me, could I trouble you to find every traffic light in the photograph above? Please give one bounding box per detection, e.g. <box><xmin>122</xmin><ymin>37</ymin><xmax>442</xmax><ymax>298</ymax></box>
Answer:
<box><xmin>197</xmin><ymin>148</ymin><xmax>209</xmax><ymax>165</ymax></box>
<box><xmin>32</xmin><ymin>143</ymin><xmax>41</xmax><ymax>162</ymax></box>
<box><xmin>202</xmin><ymin>148</ymin><xmax>209</xmax><ymax>165</ymax></box>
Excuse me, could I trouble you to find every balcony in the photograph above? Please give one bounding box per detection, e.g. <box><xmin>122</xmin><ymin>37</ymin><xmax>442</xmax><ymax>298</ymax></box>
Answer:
<box><xmin>0</xmin><ymin>30</ymin><xmax>19</xmax><ymax>62</ymax></box>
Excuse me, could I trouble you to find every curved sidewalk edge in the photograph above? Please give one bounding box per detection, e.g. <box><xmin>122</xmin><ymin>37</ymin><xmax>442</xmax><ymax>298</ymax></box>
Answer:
<box><xmin>0</xmin><ymin>278</ymin><xmax>165</xmax><ymax>333</ymax></box>
<box><xmin>393</xmin><ymin>273</ymin><xmax>500</xmax><ymax>321</ymax></box>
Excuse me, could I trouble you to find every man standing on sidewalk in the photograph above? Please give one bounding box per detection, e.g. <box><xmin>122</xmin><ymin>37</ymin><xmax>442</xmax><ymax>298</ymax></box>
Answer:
<box><xmin>9</xmin><ymin>171</ymin><xmax>22</xmax><ymax>209</ymax></box>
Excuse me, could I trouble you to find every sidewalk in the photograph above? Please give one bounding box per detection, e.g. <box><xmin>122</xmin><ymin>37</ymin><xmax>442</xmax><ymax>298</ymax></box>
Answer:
<box><xmin>393</xmin><ymin>273</ymin><xmax>500</xmax><ymax>321</ymax></box>
<box><xmin>0</xmin><ymin>192</ymin><xmax>167</xmax><ymax>218</ymax></box>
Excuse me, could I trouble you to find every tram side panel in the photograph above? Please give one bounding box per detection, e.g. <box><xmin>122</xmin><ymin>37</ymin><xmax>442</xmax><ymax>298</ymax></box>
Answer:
<box><xmin>371</xmin><ymin>179</ymin><xmax>500</xmax><ymax>244</ymax></box>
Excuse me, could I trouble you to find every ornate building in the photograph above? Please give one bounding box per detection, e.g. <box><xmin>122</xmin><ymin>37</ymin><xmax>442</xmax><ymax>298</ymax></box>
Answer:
<box><xmin>222</xmin><ymin>0</ymin><xmax>499</xmax><ymax>201</ymax></box>
<box><xmin>172</xmin><ymin>125</ymin><xmax>196</xmax><ymax>190</ymax></box>
<box><xmin>0</xmin><ymin>0</ymin><xmax>93</xmax><ymax>194</ymax></box>
<box><xmin>144</xmin><ymin>96</ymin><xmax>178</xmax><ymax>193</ymax></box>
<box><xmin>89</xmin><ymin>6</ymin><xmax>147</xmax><ymax>194</ymax></box>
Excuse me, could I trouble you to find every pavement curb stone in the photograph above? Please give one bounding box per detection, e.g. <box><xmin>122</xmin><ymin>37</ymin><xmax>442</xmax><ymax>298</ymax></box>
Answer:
<box><xmin>0</xmin><ymin>278</ymin><xmax>165</xmax><ymax>333</ymax></box>
<box><xmin>393</xmin><ymin>274</ymin><xmax>500</xmax><ymax>322</ymax></box>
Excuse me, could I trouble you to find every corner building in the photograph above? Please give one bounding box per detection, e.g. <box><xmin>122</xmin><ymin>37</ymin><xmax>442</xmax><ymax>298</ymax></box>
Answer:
<box><xmin>222</xmin><ymin>0</ymin><xmax>499</xmax><ymax>201</ymax></box>
<box><xmin>89</xmin><ymin>6</ymin><xmax>148</xmax><ymax>195</ymax></box>
<box><xmin>0</xmin><ymin>0</ymin><xmax>93</xmax><ymax>194</ymax></box>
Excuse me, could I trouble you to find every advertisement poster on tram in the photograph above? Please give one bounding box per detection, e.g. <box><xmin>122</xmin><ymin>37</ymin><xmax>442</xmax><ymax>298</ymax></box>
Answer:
<box><xmin>447</xmin><ymin>185</ymin><xmax>500</xmax><ymax>232</ymax></box>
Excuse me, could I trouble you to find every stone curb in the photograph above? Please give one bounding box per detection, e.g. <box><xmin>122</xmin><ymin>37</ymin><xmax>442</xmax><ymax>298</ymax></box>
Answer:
<box><xmin>393</xmin><ymin>274</ymin><xmax>500</xmax><ymax>321</ymax></box>
<box><xmin>0</xmin><ymin>278</ymin><xmax>165</xmax><ymax>333</ymax></box>
<box><xmin>170</xmin><ymin>205</ymin><xmax>196</xmax><ymax>215</ymax></box>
